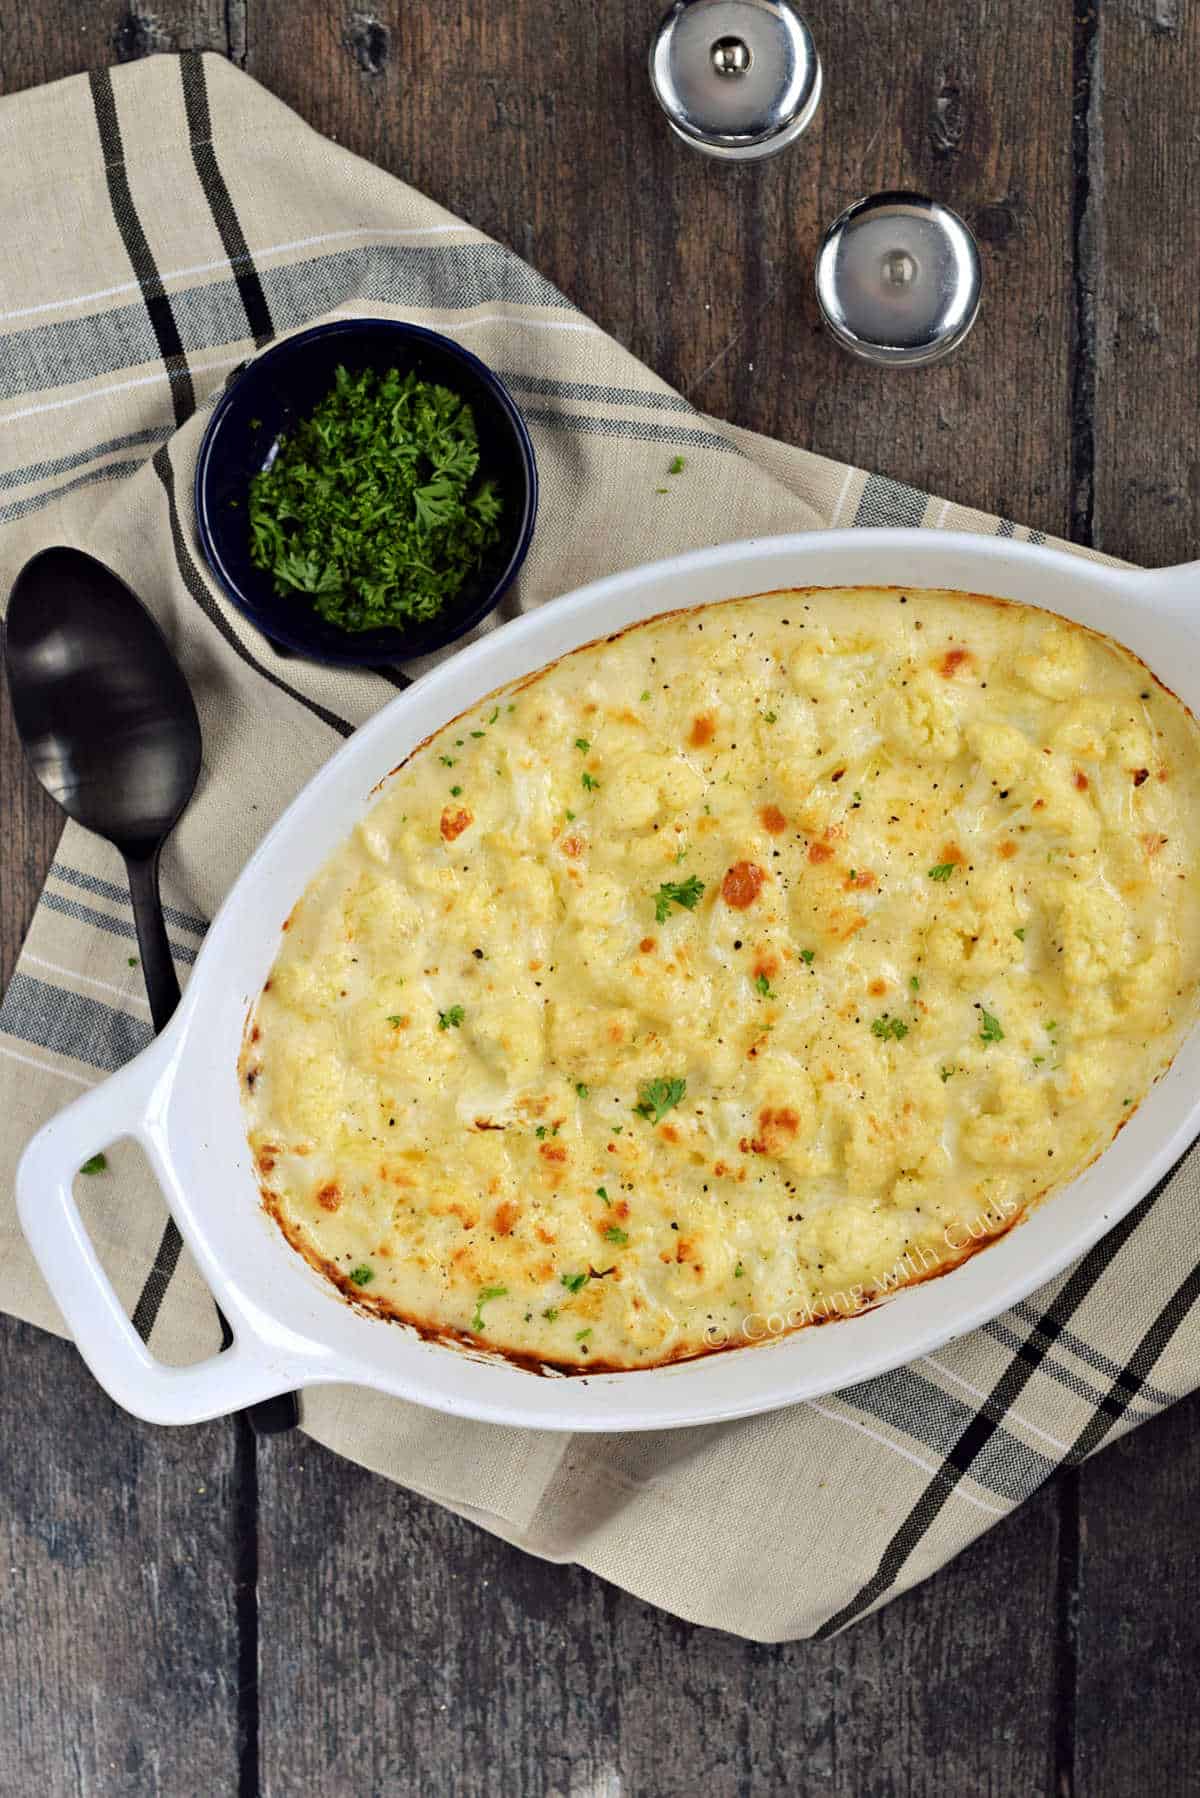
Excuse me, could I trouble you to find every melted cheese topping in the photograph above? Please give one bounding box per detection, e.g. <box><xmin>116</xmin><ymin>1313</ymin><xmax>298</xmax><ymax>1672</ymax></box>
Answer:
<box><xmin>242</xmin><ymin>587</ymin><xmax>1200</xmax><ymax>1370</ymax></box>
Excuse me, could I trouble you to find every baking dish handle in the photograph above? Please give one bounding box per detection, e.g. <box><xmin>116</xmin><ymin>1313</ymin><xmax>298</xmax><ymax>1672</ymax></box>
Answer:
<box><xmin>16</xmin><ymin>1044</ymin><xmax>296</xmax><ymax>1426</ymax></box>
<box><xmin>1135</xmin><ymin>559</ymin><xmax>1200</xmax><ymax>616</ymax></box>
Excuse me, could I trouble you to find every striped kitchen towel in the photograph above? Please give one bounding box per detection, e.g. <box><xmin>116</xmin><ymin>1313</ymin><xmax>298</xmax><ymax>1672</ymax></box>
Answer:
<box><xmin>1</xmin><ymin>50</ymin><xmax>1197</xmax><ymax>1644</ymax></box>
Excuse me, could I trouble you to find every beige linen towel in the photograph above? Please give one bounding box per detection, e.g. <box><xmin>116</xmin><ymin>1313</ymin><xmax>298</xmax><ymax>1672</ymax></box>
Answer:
<box><xmin>1</xmin><ymin>52</ymin><xmax>1196</xmax><ymax>1643</ymax></box>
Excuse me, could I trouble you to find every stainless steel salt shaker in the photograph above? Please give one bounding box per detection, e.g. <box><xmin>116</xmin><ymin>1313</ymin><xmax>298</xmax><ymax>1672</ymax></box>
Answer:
<box><xmin>815</xmin><ymin>192</ymin><xmax>982</xmax><ymax>366</ymax></box>
<box><xmin>650</xmin><ymin>0</ymin><xmax>822</xmax><ymax>161</ymax></box>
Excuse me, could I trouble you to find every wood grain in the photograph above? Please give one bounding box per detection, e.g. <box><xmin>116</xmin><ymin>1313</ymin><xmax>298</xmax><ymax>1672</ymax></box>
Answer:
<box><xmin>0</xmin><ymin>1320</ymin><xmax>243</xmax><ymax>1797</ymax></box>
<box><xmin>1090</xmin><ymin>1</ymin><xmax>1200</xmax><ymax>565</ymax></box>
<box><xmin>256</xmin><ymin>1432</ymin><xmax>1059</xmax><ymax>1798</ymax></box>
<box><xmin>1073</xmin><ymin>1393</ymin><xmax>1200</xmax><ymax>1797</ymax></box>
<box><xmin>1068</xmin><ymin>7</ymin><xmax>1200</xmax><ymax>1793</ymax></box>
<box><xmin>0</xmin><ymin>1</ymin><xmax>226</xmax><ymax>92</ymax></box>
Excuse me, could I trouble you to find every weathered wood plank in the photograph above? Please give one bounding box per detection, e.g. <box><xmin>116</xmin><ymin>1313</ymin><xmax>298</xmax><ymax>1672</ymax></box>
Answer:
<box><xmin>1089</xmin><ymin>0</ymin><xmax>1200</xmax><ymax>567</ymax></box>
<box><xmin>257</xmin><ymin>1430</ymin><xmax>1058</xmax><ymax>1797</ymax></box>
<box><xmin>1070</xmin><ymin>7</ymin><xmax>1200</xmax><ymax>1793</ymax></box>
<box><xmin>246</xmin><ymin>0</ymin><xmax>1074</xmax><ymax>531</ymax></box>
<box><xmin>1072</xmin><ymin>1395</ymin><xmax>1200</xmax><ymax>1798</ymax></box>
<box><xmin>0</xmin><ymin>2</ymin><xmax>226</xmax><ymax>92</ymax></box>
<box><xmin>0</xmin><ymin>1319</ymin><xmax>244</xmax><ymax>1797</ymax></box>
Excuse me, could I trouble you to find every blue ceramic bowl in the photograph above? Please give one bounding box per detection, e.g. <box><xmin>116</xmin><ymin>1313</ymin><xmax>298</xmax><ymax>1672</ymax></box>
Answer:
<box><xmin>194</xmin><ymin>320</ymin><xmax>538</xmax><ymax>666</ymax></box>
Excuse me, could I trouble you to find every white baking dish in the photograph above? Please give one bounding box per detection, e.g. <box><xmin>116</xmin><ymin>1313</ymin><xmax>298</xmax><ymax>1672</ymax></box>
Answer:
<box><xmin>17</xmin><ymin>529</ymin><xmax>1200</xmax><ymax>1430</ymax></box>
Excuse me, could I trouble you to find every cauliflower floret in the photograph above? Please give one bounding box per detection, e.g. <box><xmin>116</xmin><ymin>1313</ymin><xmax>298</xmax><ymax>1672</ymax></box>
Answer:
<box><xmin>969</xmin><ymin>719</ymin><xmax>1033</xmax><ymax>787</ymax></box>
<box><xmin>547</xmin><ymin>1001</ymin><xmax>641</xmax><ymax>1078</ymax></box>
<box><xmin>888</xmin><ymin>673</ymin><xmax>962</xmax><ymax>761</ymax></box>
<box><xmin>599</xmin><ymin>768</ymin><xmax>659</xmax><ymax>830</ymax></box>
<box><xmin>960</xmin><ymin>1075</ymin><xmax>1052</xmax><ymax>1166</ymax></box>
<box><xmin>1049</xmin><ymin>699</ymin><xmax>1114</xmax><ymax>760</ymax></box>
<box><xmin>1117</xmin><ymin>944</ymin><xmax>1180</xmax><ymax>1027</ymax></box>
<box><xmin>1016</xmin><ymin>625</ymin><xmax>1089</xmax><ymax>699</ymax></box>
<box><xmin>1028</xmin><ymin>764</ymin><xmax>1101</xmax><ymax>848</ymax></box>
<box><xmin>467</xmin><ymin>997</ymin><xmax>546</xmax><ymax>1084</ymax></box>
<box><xmin>1057</xmin><ymin>885</ymin><xmax>1127</xmax><ymax>985</ymax></box>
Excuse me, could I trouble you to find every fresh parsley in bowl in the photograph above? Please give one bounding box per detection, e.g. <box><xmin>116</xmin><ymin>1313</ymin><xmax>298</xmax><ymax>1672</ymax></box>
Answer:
<box><xmin>248</xmin><ymin>366</ymin><xmax>505</xmax><ymax>633</ymax></box>
<box><xmin>194</xmin><ymin>320</ymin><xmax>537</xmax><ymax>666</ymax></box>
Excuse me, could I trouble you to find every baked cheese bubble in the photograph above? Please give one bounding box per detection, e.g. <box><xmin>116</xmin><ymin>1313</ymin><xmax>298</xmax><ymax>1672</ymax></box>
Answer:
<box><xmin>241</xmin><ymin>588</ymin><xmax>1200</xmax><ymax>1370</ymax></box>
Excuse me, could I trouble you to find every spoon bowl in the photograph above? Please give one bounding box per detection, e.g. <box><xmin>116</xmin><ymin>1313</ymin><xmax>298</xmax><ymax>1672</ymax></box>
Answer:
<box><xmin>6</xmin><ymin>547</ymin><xmax>201</xmax><ymax>855</ymax></box>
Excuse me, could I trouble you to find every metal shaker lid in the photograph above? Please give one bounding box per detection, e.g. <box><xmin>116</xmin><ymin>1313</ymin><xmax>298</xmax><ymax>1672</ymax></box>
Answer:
<box><xmin>650</xmin><ymin>0</ymin><xmax>822</xmax><ymax>161</ymax></box>
<box><xmin>815</xmin><ymin>192</ymin><xmax>982</xmax><ymax>366</ymax></box>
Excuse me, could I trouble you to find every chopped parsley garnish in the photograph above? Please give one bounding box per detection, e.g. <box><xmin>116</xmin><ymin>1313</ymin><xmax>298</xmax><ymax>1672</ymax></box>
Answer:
<box><xmin>127</xmin><ymin>956</ymin><xmax>138</xmax><ymax>967</ymax></box>
<box><xmin>640</xmin><ymin>690</ymin><xmax>651</xmax><ymax>702</ymax></box>
<box><xmin>734</xmin><ymin>1262</ymin><xmax>745</xmax><ymax>1278</ymax></box>
<box><xmin>438</xmin><ymin>1005</ymin><xmax>465</xmax><ymax>1031</ymax></box>
<box><xmin>575</xmin><ymin>1082</ymin><xmax>589</xmax><ymax>1099</ymax></box>
<box><xmin>439</xmin><ymin>755</ymin><xmax>456</xmax><ymax>767</ymax></box>
<box><xmin>1032</xmin><ymin>1055</ymin><xmax>1046</xmax><ymax>1068</ymax></box>
<box><xmin>927</xmin><ymin>863</ymin><xmax>956</xmax><ymax>882</ymax></box>
<box><xmin>940</xmin><ymin>1066</ymin><xmax>956</xmax><ymax>1082</ymax></box>
<box><xmin>575</xmin><ymin>1328</ymin><xmax>593</xmax><ymax>1342</ymax></box>
<box><xmin>871</xmin><ymin>1014</ymin><xmax>909</xmax><ymax>1041</ymax></box>
<box><xmin>574</xmin><ymin>737</ymin><xmax>591</xmax><ymax>753</ymax></box>
<box><xmin>1014</xmin><ymin>927</ymin><xmax>1026</xmax><ymax>941</ymax></box>
<box><xmin>763</xmin><ymin>710</ymin><xmax>778</xmax><ymax>724</ymax></box>
<box><xmin>604</xmin><ymin>1225</ymin><xmax>629</xmax><ymax>1245</ymax></box>
<box><xmin>469</xmin><ymin>729</ymin><xmax>485</xmax><ymax>739</ymax></box>
<box><xmin>668</xmin><ymin>455</ymin><xmax>686</xmax><ymax>474</ymax></box>
<box><xmin>800</xmin><ymin>948</ymin><xmax>815</xmax><ymax>964</ymax></box>
<box><xmin>542</xmin><ymin>1307</ymin><xmax>559</xmax><ymax>1322</ymax></box>
<box><xmin>581</xmin><ymin>771</ymin><xmax>599</xmax><ymax>791</ymax></box>
<box><xmin>909</xmin><ymin>975</ymin><xmax>920</xmax><ymax>991</ymax></box>
<box><xmin>449</xmin><ymin>784</ymin><xmax>463</xmax><ymax>796</ymax></box>
<box><xmin>247</xmin><ymin>364</ymin><xmax>504</xmax><ymax>633</ymax></box>
<box><xmin>349</xmin><ymin>1264</ymin><xmax>374</xmax><ymax>1286</ymax></box>
<box><xmin>79</xmin><ymin>1153</ymin><xmax>108</xmax><ymax>1176</ymax></box>
<box><xmin>754</xmin><ymin>972</ymin><xmax>775</xmax><ymax>998</ymax></box>
<box><xmin>654</xmin><ymin>874</ymin><xmax>705</xmax><ymax>922</ymax></box>
<box><xmin>386</xmin><ymin>1014</ymin><xmax>405</xmax><ymax>1027</ymax></box>
<box><xmin>596</xmin><ymin>1186</ymin><xmax>608</xmax><ymax>1199</ymax></box>
<box><xmin>561</xmin><ymin>1271</ymin><xmax>589</xmax><ymax>1294</ymax></box>
<box><xmin>979</xmin><ymin>1009</ymin><xmax>1005</xmax><ymax>1043</ymax></box>
<box><xmin>487</xmin><ymin>707</ymin><xmax>499</xmax><ymax>725</ymax></box>
<box><xmin>634</xmin><ymin>1076</ymin><xmax>686</xmax><ymax>1124</ymax></box>
<box><xmin>535</xmin><ymin>1125</ymin><xmax>547</xmax><ymax>1140</ymax></box>
<box><xmin>565</xmin><ymin>810</ymin><xmax>576</xmax><ymax>821</ymax></box>
<box><xmin>471</xmin><ymin>1284</ymin><xmax>508</xmax><ymax>1333</ymax></box>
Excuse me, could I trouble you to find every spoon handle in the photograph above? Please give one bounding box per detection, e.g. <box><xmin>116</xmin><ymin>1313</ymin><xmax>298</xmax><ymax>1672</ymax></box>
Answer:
<box><xmin>126</xmin><ymin>851</ymin><xmax>181</xmax><ymax>1034</ymax></box>
<box><xmin>124</xmin><ymin>851</ymin><xmax>299</xmax><ymax>1436</ymax></box>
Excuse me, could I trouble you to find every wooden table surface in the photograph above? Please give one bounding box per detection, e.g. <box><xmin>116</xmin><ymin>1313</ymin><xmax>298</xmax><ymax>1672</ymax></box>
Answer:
<box><xmin>3</xmin><ymin>4</ymin><xmax>1199</xmax><ymax>1794</ymax></box>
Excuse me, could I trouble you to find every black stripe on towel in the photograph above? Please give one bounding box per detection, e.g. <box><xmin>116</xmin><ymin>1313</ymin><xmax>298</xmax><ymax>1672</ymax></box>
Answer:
<box><xmin>88</xmin><ymin>67</ymin><xmax>196</xmax><ymax>426</ymax></box>
<box><xmin>179</xmin><ymin>53</ymin><xmax>274</xmax><ymax>348</ymax></box>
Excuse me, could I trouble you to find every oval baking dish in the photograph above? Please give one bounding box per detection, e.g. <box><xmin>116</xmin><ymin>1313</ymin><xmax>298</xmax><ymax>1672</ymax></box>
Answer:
<box><xmin>17</xmin><ymin>530</ymin><xmax>1200</xmax><ymax>1430</ymax></box>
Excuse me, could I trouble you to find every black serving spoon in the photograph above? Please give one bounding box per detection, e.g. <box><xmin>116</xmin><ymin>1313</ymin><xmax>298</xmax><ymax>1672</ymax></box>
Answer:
<box><xmin>4</xmin><ymin>546</ymin><xmax>298</xmax><ymax>1435</ymax></box>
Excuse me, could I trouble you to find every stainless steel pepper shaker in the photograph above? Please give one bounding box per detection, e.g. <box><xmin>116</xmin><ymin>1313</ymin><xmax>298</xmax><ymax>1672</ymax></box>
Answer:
<box><xmin>650</xmin><ymin>0</ymin><xmax>822</xmax><ymax>161</ymax></box>
<box><xmin>815</xmin><ymin>192</ymin><xmax>983</xmax><ymax>366</ymax></box>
